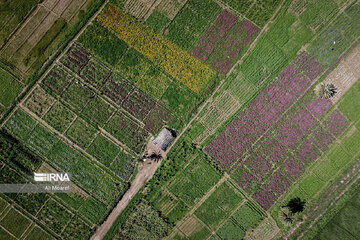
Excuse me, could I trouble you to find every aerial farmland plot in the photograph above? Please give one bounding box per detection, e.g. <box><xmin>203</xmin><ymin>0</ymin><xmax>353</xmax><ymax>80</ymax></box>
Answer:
<box><xmin>1</xmin><ymin>0</ymin><xmax>360</xmax><ymax>239</ymax></box>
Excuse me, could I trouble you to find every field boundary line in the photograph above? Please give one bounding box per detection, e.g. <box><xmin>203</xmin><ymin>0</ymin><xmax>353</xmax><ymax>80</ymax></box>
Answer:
<box><xmin>225</xmin><ymin>0</ymin><xmax>288</xmax><ymax>78</ymax></box>
<box><xmin>167</xmin><ymin>0</ymin><xmax>287</xmax><ymax>155</ymax></box>
<box><xmin>19</xmin><ymin>105</ymin><xmax>119</xmax><ymax>205</ymax></box>
<box><xmin>212</xmin><ymin>198</ymin><xmax>247</xmax><ymax>234</ymax></box>
<box><xmin>0</xmin><ymin>1</ymin><xmax>41</xmax><ymax>51</ymax></box>
<box><xmin>214</xmin><ymin>0</ymin><xmax>259</xmax><ymax>29</ymax></box>
<box><xmin>0</xmin><ymin>0</ymin><xmax>111</xmax><ymax>132</ymax></box>
<box><xmin>0</xmin><ymin>224</ymin><xmax>18</xmax><ymax>240</ymax></box>
<box><xmin>174</xmin><ymin>173</ymin><xmax>228</xmax><ymax>233</ymax></box>
<box><xmin>18</xmin><ymin>211</ymin><xmax>35</xmax><ymax>240</ymax></box>
<box><xmin>289</xmin><ymin>160</ymin><xmax>360</xmax><ymax>239</ymax></box>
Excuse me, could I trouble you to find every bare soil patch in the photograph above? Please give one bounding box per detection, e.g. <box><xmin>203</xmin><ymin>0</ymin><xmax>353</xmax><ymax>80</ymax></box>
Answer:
<box><xmin>178</xmin><ymin>215</ymin><xmax>203</xmax><ymax>237</ymax></box>
<box><xmin>157</xmin><ymin>0</ymin><xmax>188</xmax><ymax>19</ymax></box>
<box><xmin>324</xmin><ymin>43</ymin><xmax>360</xmax><ymax>103</ymax></box>
<box><xmin>124</xmin><ymin>0</ymin><xmax>157</xmax><ymax>19</ymax></box>
<box><xmin>245</xmin><ymin>217</ymin><xmax>279</xmax><ymax>240</ymax></box>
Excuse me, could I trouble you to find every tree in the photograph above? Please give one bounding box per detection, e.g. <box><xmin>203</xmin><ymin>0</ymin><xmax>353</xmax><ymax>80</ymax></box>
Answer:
<box><xmin>149</xmin><ymin>151</ymin><xmax>163</xmax><ymax>162</ymax></box>
<box><xmin>280</xmin><ymin>208</ymin><xmax>293</xmax><ymax>224</ymax></box>
<box><xmin>286</xmin><ymin>197</ymin><xmax>306</xmax><ymax>214</ymax></box>
<box><xmin>316</xmin><ymin>83</ymin><xmax>338</xmax><ymax>99</ymax></box>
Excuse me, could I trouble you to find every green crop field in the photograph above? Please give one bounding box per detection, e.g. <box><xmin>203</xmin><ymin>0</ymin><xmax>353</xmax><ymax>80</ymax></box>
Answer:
<box><xmin>24</xmin><ymin>226</ymin><xmax>53</xmax><ymax>240</ymax></box>
<box><xmin>65</xmin><ymin>118</ymin><xmax>97</xmax><ymax>148</ymax></box>
<box><xmin>217</xmin><ymin>218</ymin><xmax>246</xmax><ymax>240</ymax></box>
<box><xmin>166</xmin><ymin>0</ymin><xmax>221</xmax><ymax>51</ymax></box>
<box><xmin>339</xmin><ymin>80</ymin><xmax>360</xmax><ymax>121</ymax></box>
<box><xmin>87</xmin><ymin>134</ymin><xmax>120</xmax><ymax>167</ymax></box>
<box><xmin>0</xmin><ymin>0</ymin><xmax>40</xmax><ymax>46</ymax></box>
<box><xmin>169</xmin><ymin>155</ymin><xmax>221</xmax><ymax>206</ymax></box>
<box><xmin>43</xmin><ymin>101</ymin><xmax>76</xmax><ymax>133</ymax></box>
<box><xmin>195</xmin><ymin>181</ymin><xmax>243</xmax><ymax>230</ymax></box>
<box><xmin>1</xmin><ymin>0</ymin><xmax>360</xmax><ymax>239</ymax></box>
<box><xmin>316</xmin><ymin>188</ymin><xmax>360</xmax><ymax>239</ymax></box>
<box><xmin>0</xmin><ymin>68</ymin><xmax>22</xmax><ymax>109</ymax></box>
<box><xmin>0</xmin><ymin>208</ymin><xmax>31</xmax><ymax>238</ymax></box>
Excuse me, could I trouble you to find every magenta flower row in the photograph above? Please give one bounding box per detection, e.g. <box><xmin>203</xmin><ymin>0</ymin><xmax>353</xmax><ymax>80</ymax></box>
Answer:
<box><xmin>192</xmin><ymin>9</ymin><xmax>259</xmax><ymax>74</ymax></box>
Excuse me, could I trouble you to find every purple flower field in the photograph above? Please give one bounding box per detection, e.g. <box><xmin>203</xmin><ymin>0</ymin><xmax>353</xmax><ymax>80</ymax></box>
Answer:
<box><xmin>211</xmin><ymin>20</ymin><xmax>259</xmax><ymax>74</ymax></box>
<box><xmin>204</xmin><ymin>52</ymin><xmax>350</xmax><ymax>210</ymax></box>
<box><xmin>192</xmin><ymin>10</ymin><xmax>237</xmax><ymax>57</ymax></box>
<box><xmin>322</xmin><ymin>109</ymin><xmax>349</xmax><ymax>137</ymax></box>
<box><xmin>192</xmin><ymin>10</ymin><xmax>259</xmax><ymax>74</ymax></box>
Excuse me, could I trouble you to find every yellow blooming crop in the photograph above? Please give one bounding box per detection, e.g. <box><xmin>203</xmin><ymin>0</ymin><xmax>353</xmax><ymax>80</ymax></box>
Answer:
<box><xmin>97</xmin><ymin>4</ymin><xmax>216</xmax><ymax>94</ymax></box>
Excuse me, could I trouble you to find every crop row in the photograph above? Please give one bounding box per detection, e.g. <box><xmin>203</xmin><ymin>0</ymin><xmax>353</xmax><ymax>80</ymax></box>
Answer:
<box><xmin>217</xmin><ymin>201</ymin><xmax>264</xmax><ymax>239</ymax></box>
<box><xmin>97</xmin><ymin>4</ymin><xmax>216</xmax><ymax>94</ymax></box>
<box><xmin>60</xmin><ymin>47</ymin><xmax>176</xmax><ymax>135</ymax></box>
<box><xmin>205</xmin><ymin>52</ymin><xmax>322</xmax><ymax>169</ymax></box>
<box><xmin>192</xmin><ymin>9</ymin><xmax>260</xmax><ymax>74</ymax></box>
<box><xmin>4</xmin><ymin>109</ymin><xmax>126</xmax><ymax>204</ymax></box>
<box><xmin>104</xmin><ymin>111</ymin><xmax>149</xmax><ymax>154</ymax></box>
<box><xmin>165</xmin><ymin>0</ymin><xmax>222</xmax><ymax>51</ymax></box>
<box><xmin>234</xmin><ymin>107</ymin><xmax>348</xmax><ymax>211</ymax></box>
<box><xmin>222</xmin><ymin>0</ymin><xmax>282</xmax><ymax>27</ymax></box>
<box><xmin>0</xmin><ymin>147</ymin><xmax>94</xmax><ymax>238</ymax></box>
<box><xmin>168</xmin><ymin>155</ymin><xmax>221</xmax><ymax>206</ymax></box>
<box><xmin>204</xmin><ymin>52</ymin><xmax>352</xmax><ymax>210</ymax></box>
<box><xmin>60</xmin><ymin>43</ymin><xmax>90</xmax><ymax>73</ymax></box>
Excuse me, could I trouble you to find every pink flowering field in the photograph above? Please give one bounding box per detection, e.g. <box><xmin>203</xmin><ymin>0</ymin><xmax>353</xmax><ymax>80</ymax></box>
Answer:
<box><xmin>204</xmin><ymin>52</ymin><xmax>350</xmax><ymax>210</ymax></box>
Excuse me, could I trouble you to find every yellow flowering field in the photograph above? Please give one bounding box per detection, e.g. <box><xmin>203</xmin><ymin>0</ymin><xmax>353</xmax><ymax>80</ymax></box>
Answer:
<box><xmin>97</xmin><ymin>4</ymin><xmax>216</xmax><ymax>93</ymax></box>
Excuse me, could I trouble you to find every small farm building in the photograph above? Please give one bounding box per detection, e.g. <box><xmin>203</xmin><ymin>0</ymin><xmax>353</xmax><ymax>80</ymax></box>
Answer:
<box><xmin>153</xmin><ymin>128</ymin><xmax>176</xmax><ymax>151</ymax></box>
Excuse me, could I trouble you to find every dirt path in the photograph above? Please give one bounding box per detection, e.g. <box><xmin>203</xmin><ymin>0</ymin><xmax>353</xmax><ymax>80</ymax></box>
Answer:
<box><xmin>91</xmin><ymin>154</ymin><xmax>162</xmax><ymax>240</ymax></box>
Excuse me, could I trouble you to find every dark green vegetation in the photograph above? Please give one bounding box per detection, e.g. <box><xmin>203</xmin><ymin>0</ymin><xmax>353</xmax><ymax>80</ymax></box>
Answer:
<box><xmin>166</xmin><ymin>0</ymin><xmax>221</xmax><ymax>51</ymax></box>
<box><xmin>115</xmin><ymin>201</ymin><xmax>172</xmax><ymax>240</ymax></box>
<box><xmin>286</xmin><ymin>197</ymin><xmax>306</xmax><ymax>214</ymax></box>
<box><xmin>0</xmin><ymin>208</ymin><xmax>31</xmax><ymax>238</ymax></box>
<box><xmin>24</xmin><ymin>226</ymin><xmax>52</xmax><ymax>240</ymax></box>
<box><xmin>23</xmin><ymin>18</ymin><xmax>67</xmax><ymax>66</ymax></box>
<box><xmin>0</xmin><ymin>130</ymin><xmax>41</xmax><ymax>173</ymax></box>
<box><xmin>319</xmin><ymin>205</ymin><xmax>359</xmax><ymax>239</ymax></box>
<box><xmin>87</xmin><ymin>134</ymin><xmax>120</xmax><ymax>166</ymax></box>
<box><xmin>0</xmin><ymin>68</ymin><xmax>23</xmax><ymax>111</ymax></box>
<box><xmin>79</xmin><ymin>21</ymin><xmax>129</xmax><ymax>65</ymax></box>
<box><xmin>195</xmin><ymin>182</ymin><xmax>243</xmax><ymax>229</ymax></box>
<box><xmin>145</xmin><ymin>10</ymin><xmax>170</xmax><ymax>33</ymax></box>
<box><xmin>0</xmin><ymin>0</ymin><xmax>40</xmax><ymax>46</ymax></box>
<box><xmin>43</xmin><ymin>101</ymin><xmax>76</xmax><ymax>133</ymax></box>
<box><xmin>65</xmin><ymin>118</ymin><xmax>97</xmax><ymax>148</ymax></box>
<box><xmin>0</xmin><ymin>129</ymin><xmax>96</xmax><ymax>239</ymax></box>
